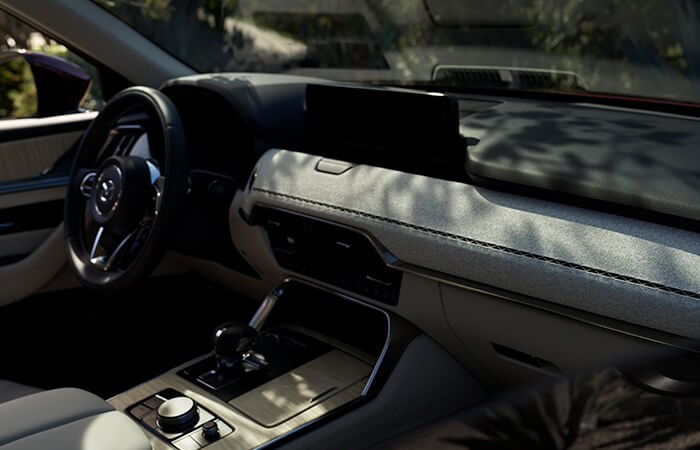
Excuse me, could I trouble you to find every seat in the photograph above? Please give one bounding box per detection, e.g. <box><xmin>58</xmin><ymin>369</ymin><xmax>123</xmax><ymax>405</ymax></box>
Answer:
<box><xmin>0</xmin><ymin>380</ymin><xmax>41</xmax><ymax>404</ymax></box>
<box><xmin>0</xmin><ymin>387</ymin><xmax>151</xmax><ymax>450</ymax></box>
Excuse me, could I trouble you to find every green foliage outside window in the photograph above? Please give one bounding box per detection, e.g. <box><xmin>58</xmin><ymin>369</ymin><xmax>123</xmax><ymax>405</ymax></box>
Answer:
<box><xmin>0</xmin><ymin>56</ymin><xmax>37</xmax><ymax>117</ymax></box>
<box><xmin>0</xmin><ymin>13</ymin><xmax>104</xmax><ymax>118</ymax></box>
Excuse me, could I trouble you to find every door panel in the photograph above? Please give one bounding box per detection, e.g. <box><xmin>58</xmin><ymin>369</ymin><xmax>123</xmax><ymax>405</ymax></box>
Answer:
<box><xmin>0</xmin><ymin>229</ymin><xmax>53</xmax><ymax>264</ymax></box>
<box><xmin>0</xmin><ymin>115</ymin><xmax>95</xmax><ymax>305</ymax></box>
<box><xmin>0</xmin><ymin>225</ymin><xmax>66</xmax><ymax>306</ymax></box>
<box><xmin>0</xmin><ymin>185</ymin><xmax>65</xmax><ymax>210</ymax></box>
<box><xmin>0</xmin><ymin>130</ymin><xmax>84</xmax><ymax>182</ymax></box>
<box><xmin>0</xmin><ymin>198</ymin><xmax>64</xmax><ymax>235</ymax></box>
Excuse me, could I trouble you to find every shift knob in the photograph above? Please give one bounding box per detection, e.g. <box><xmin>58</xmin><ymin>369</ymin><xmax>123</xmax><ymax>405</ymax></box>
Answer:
<box><xmin>212</xmin><ymin>322</ymin><xmax>258</xmax><ymax>367</ymax></box>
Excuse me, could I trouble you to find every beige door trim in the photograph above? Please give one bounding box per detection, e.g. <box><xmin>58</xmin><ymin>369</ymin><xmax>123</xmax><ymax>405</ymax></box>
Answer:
<box><xmin>0</xmin><ymin>224</ymin><xmax>66</xmax><ymax>306</ymax></box>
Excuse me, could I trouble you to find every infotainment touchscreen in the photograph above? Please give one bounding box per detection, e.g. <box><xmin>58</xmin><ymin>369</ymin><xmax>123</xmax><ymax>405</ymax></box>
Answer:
<box><xmin>305</xmin><ymin>84</ymin><xmax>464</xmax><ymax>179</ymax></box>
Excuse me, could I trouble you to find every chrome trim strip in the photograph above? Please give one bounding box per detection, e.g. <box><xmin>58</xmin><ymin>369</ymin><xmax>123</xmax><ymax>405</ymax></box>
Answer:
<box><xmin>103</xmin><ymin>230</ymin><xmax>136</xmax><ymax>271</ymax></box>
<box><xmin>0</xmin><ymin>176</ymin><xmax>69</xmax><ymax>195</ymax></box>
<box><xmin>251</xmin><ymin>277</ymin><xmax>391</xmax><ymax>449</ymax></box>
<box><xmin>281</xmin><ymin>277</ymin><xmax>391</xmax><ymax>397</ymax></box>
<box><xmin>89</xmin><ymin>226</ymin><xmax>104</xmax><ymax>262</ymax></box>
<box><xmin>79</xmin><ymin>171</ymin><xmax>96</xmax><ymax>198</ymax></box>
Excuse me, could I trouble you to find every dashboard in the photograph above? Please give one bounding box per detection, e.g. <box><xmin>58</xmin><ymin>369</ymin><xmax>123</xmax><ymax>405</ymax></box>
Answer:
<box><xmin>134</xmin><ymin>73</ymin><xmax>700</xmax><ymax>395</ymax></box>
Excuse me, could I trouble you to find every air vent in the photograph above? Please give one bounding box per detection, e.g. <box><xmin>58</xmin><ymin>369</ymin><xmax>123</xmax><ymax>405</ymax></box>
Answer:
<box><xmin>251</xmin><ymin>206</ymin><xmax>402</xmax><ymax>305</ymax></box>
<box><xmin>433</xmin><ymin>65</ymin><xmax>587</xmax><ymax>91</ymax></box>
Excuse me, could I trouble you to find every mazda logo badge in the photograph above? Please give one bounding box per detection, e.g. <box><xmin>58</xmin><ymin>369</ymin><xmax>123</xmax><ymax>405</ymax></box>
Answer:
<box><xmin>98</xmin><ymin>179</ymin><xmax>115</xmax><ymax>204</ymax></box>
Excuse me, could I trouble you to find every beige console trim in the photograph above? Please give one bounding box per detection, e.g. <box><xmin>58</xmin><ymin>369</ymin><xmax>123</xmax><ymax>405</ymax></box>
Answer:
<box><xmin>108</xmin><ymin>353</ymin><xmax>368</xmax><ymax>450</ymax></box>
<box><xmin>108</xmin><ymin>280</ymin><xmax>392</xmax><ymax>449</ymax></box>
<box><xmin>230</xmin><ymin>350</ymin><xmax>371</xmax><ymax>428</ymax></box>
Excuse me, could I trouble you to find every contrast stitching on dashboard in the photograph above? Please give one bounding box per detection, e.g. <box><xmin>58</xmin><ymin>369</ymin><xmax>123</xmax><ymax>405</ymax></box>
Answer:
<box><xmin>252</xmin><ymin>188</ymin><xmax>700</xmax><ymax>301</ymax></box>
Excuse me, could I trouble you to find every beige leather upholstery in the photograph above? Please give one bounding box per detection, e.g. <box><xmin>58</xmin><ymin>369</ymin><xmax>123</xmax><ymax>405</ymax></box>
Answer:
<box><xmin>0</xmin><ymin>225</ymin><xmax>67</xmax><ymax>307</ymax></box>
<box><xmin>0</xmin><ymin>388</ymin><xmax>151</xmax><ymax>450</ymax></box>
<box><xmin>0</xmin><ymin>381</ymin><xmax>41</xmax><ymax>405</ymax></box>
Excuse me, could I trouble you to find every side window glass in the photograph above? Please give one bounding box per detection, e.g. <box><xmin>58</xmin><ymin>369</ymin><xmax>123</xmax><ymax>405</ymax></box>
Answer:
<box><xmin>0</xmin><ymin>54</ymin><xmax>36</xmax><ymax>117</ymax></box>
<box><xmin>0</xmin><ymin>12</ymin><xmax>104</xmax><ymax>118</ymax></box>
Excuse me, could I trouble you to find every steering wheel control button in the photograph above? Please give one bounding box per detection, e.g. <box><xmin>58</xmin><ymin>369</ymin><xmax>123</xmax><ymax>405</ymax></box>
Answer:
<box><xmin>156</xmin><ymin>396</ymin><xmax>199</xmax><ymax>433</ymax></box>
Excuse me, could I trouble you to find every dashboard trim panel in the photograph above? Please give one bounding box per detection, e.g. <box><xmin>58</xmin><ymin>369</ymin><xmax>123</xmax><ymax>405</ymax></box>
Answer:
<box><xmin>252</xmin><ymin>187</ymin><xmax>700</xmax><ymax>303</ymax></box>
<box><xmin>240</xmin><ymin>149</ymin><xmax>700</xmax><ymax>341</ymax></box>
<box><xmin>253</xmin><ymin>202</ymin><xmax>700</xmax><ymax>355</ymax></box>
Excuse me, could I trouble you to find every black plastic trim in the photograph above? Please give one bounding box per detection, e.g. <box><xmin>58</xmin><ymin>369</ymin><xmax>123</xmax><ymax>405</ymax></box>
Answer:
<box><xmin>0</xmin><ymin>199</ymin><xmax>64</xmax><ymax>236</ymax></box>
<box><xmin>0</xmin><ymin>253</ymin><xmax>29</xmax><ymax>266</ymax></box>
<box><xmin>0</xmin><ymin>176</ymin><xmax>68</xmax><ymax>196</ymax></box>
<box><xmin>250</xmin><ymin>205</ymin><xmax>402</xmax><ymax>305</ymax></box>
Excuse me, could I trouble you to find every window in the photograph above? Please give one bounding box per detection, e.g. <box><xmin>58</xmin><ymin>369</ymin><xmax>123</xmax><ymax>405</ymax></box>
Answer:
<box><xmin>0</xmin><ymin>10</ymin><xmax>104</xmax><ymax>118</ymax></box>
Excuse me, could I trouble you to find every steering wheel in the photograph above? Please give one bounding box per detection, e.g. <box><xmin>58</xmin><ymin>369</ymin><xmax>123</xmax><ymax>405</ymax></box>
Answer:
<box><xmin>64</xmin><ymin>86</ymin><xmax>187</xmax><ymax>293</ymax></box>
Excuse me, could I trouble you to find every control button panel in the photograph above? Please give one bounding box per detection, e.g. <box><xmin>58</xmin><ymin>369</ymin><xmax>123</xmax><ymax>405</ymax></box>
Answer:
<box><xmin>173</xmin><ymin>420</ymin><xmax>234</xmax><ymax>450</ymax></box>
<box><xmin>127</xmin><ymin>388</ymin><xmax>234</xmax><ymax>448</ymax></box>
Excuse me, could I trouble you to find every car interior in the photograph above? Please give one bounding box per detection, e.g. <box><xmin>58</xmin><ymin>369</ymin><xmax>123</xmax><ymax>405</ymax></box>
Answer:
<box><xmin>0</xmin><ymin>1</ymin><xmax>699</xmax><ymax>449</ymax></box>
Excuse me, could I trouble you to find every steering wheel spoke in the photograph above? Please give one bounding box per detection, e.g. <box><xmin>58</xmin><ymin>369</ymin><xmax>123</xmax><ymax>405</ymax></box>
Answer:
<box><xmin>145</xmin><ymin>159</ymin><xmax>165</xmax><ymax>215</ymax></box>
<box><xmin>89</xmin><ymin>216</ymin><xmax>155</xmax><ymax>271</ymax></box>
<box><xmin>154</xmin><ymin>176</ymin><xmax>166</xmax><ymax>214</ymax></box>
<box><xmin>89</xmin><ymin>225</ymin><xmax>135</xmax><ymax>271</ymax></box>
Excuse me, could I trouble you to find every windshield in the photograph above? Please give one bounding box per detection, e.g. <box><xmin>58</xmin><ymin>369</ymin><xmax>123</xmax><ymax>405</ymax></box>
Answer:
<box><xmin>93</xmin><ymin>0</ymin><xmax>700</xmax><ymax>104</ymax></box>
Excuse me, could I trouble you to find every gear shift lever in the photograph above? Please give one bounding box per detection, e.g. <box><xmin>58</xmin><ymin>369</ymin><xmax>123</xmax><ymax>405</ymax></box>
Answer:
<box><xmin>248</xmin><ymin>283</ymin><xmax>285</xmax><ymax>330</ymax></box>
<box><xmin>211</xmin><ymin>322</ymin><xmax>258</xmax><ymax>369</ymax></box>
<box><xmin>210</xmin><ymin>283</ymin><xmax>287</xmax><ymax>370</ymax></box>
<box><xmin>189</xmin><ymin>282</ymin><xmax>328</xmax><ymax>393</ymax></box>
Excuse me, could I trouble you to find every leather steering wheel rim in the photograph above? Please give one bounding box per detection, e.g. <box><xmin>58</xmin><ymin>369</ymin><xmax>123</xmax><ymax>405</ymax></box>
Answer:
<box><xmin>64</xmin><ymin>86</ymin><xmax>187</xmax><ymax>294</ymax></box>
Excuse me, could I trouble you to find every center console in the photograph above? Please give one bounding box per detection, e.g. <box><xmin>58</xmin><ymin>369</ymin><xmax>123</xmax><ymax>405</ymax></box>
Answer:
<box><xmin>108</xmin><ymin>280</ymin><xmax>415</xmax><ymax>449</ymax></box>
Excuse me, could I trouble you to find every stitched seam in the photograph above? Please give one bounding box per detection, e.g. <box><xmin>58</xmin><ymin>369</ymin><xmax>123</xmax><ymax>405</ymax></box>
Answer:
<box><xmin>252</xmin><ymin>187</ymin><xmax>700</xmax><ymax>301</ymax></box>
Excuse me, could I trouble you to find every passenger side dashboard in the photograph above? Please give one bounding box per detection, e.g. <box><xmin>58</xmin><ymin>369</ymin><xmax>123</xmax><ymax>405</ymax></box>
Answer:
<box><xmin>235</xmin><ymin>147</ymin><xmax>700</xmax><ymax>391</ymax></box>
